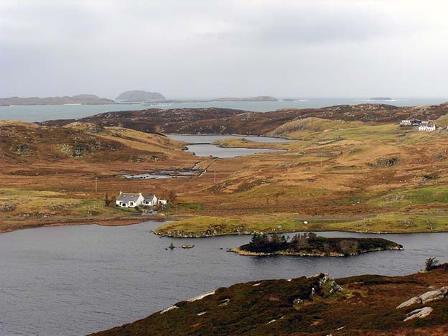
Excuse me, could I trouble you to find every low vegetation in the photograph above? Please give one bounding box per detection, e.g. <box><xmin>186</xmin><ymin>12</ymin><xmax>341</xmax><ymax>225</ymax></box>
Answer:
<box><xmin>3</xmin><ymin>104</ymin><xmax>448</xmax><ymax>235</ymax></box>
<box><xmin>91</xmin><ymin>267</ymin><xmax>448</xmax><ymax>336</ymax></box>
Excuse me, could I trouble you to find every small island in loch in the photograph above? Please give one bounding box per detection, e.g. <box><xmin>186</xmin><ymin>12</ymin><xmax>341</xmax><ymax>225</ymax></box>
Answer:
<box><xmin>231</xmin><ymin>232</ymin><xmax>403</xmax><ymax>257</ymax></box>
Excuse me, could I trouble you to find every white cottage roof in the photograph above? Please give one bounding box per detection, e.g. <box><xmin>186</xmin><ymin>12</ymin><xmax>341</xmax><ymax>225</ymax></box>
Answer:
<box><xmin>116</xmin><ymin>193</ymin><xmax>141</xmax><ymax>203</ymax></box>
<box><xmin>143</xmin><ymin>194</ymin><xmax>156</xmax><ymax>201</ymax></box>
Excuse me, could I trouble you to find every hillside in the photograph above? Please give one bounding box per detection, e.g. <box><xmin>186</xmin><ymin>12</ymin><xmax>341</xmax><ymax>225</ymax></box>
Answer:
<box><xmin>5</xmin><ymin>103</ymin><xmax>448</xmax><ymax>237</ymax></box>
<box><xmin>41</xmin><ymin>103</ymin><xmax>448</xmax><ymax>136</ymax></box>
<box><xmin>0</xmin><ymin>121</ymin><xmax>183</xmax><ymax>164</ymax></box>
<box><xmin>154</xmin><ymin>116</ymin><xmax>448</xmax><ymax>237</ymax></box>
<box><xmin>0</xmin><ymin>121</ymin><xmax>197</xmax><ymax>232</ymax></box>
<box><xmin>91</xmin><ymin>269</ymin><xmax>448</xmax><ymax>336</ymax></box>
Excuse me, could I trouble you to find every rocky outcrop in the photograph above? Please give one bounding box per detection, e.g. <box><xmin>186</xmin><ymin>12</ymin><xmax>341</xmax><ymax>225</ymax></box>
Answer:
<box><xmin>404</xmin><ymin>307</ymin><xmax>433</xmax><ymax>322</ymax></box>
<box><xmin>396</xmin><ymin>286</ymin><xmax>448</xmax><ymax>309</ymax></box>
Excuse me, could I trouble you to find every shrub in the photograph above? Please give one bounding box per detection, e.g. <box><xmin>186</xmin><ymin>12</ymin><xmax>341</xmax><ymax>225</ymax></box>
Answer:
<box><xmin>425</xmin><ymin>257</ymin><xmax>440</xmax><ymax>271</ymax></box>
<box><xmin>339</xmin><ymin>240</ymin><xmax>359</xmax><ymax>256</ymax></box>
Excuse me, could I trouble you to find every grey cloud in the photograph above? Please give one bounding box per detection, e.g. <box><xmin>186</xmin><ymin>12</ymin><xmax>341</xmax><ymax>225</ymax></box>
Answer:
<box><xmin>0</xmin><ymin>0</ymin><xmax>447</xmax><ymax>98</ymax></box>
<box><xmin>200</xmin><ymin>3</ymin><xmax>422</xmax><ymax>46</ymax></box>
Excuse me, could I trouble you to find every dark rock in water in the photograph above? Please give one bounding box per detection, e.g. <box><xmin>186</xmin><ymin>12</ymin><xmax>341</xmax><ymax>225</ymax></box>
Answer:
<box><xmin>232</xmin><ymin>233</ymin><xmax>403</xmax><ymax>257</ymax></box>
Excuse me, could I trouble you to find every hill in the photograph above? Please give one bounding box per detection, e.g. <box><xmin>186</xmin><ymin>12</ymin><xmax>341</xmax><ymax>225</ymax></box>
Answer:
<box><xmin>7</xmin><ymin>102</ymin><xmax>448</xmax><ymax>238</ymax></box>
<box><xmin>0</xmin><ymin>121</ymin><xmax>197</xmax><ymax>232</ymax></box>
<box><xmin>91</xmin><ymin>269</ymin><xmax>448</xmax><ymax>336</ymax></box>
<box><xmin>41</xmin><ymin>103</ymin><xmax>448</xmax><ymax>136</ymax></box>
<box><xmin>0</xmin><ymin>121</ymin><xmax>183</xmax><ymax>164</ymax></box>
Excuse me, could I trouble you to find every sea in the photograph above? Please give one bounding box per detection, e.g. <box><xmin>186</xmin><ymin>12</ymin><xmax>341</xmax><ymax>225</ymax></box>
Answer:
<box><xmin>0</xmin><ymin>97</ymin><xmax>446</xmax><ymax>122</ymax></box>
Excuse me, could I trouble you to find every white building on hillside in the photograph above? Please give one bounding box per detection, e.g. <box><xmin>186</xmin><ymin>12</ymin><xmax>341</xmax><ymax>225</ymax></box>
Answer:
<box><xmin>116</xmin><ymin>192</ymin><xmax>167</xmax><ymax>208</ymax></box>
<box><xmin>142</xmin><ymin>194</ymin><xmax>158</xmax><ymax>206</ymax></box>
<box><xmin>418</xmin><ymin>121</ymin><xmax>436</xmax><ymax>132</ymax></box>
<box><xmin>400</xmin><ymin>118</ymin><xmax>421</xmax><ymax>127</ymax></box>
<box><xmin>116</xmin><ymin>192</ymin><xmax>144</xmax><ymax>208</ymax></box>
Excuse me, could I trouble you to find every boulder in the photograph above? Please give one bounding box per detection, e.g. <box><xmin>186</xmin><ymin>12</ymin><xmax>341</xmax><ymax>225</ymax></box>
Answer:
<box><xmin>420</xmin><ymin>287</ymin><xmax>448</xmax><ymax>304</ymax></box>
<box><xmin>396</xmin><ymin>286</ymin><xmax>448</xmax><ymax>309</ymax></box>
<box><xmin>403</xmin><ymin>307</ymin><xmax>433</xmax><ymax>322</ymax></box>
<box><xmin>396</xmin><ymin>296</ymin><xmax>421</xmax><ymax>309</ymax></box>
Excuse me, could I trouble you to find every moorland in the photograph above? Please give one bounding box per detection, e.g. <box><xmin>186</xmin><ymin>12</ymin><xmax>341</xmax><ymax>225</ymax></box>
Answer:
<box><xmin>91</xmin><ymin>265</ymin><xmax>448</xmax><ymax>336</ymax></box>
<box><xmin>2</xmin><ymin>103</ymin><xmax>448</xmax><ymax>235</ymax></box>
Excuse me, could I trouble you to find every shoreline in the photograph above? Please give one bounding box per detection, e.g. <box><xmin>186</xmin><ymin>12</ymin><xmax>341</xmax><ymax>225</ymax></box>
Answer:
<box><xmin>154</xmin><ymin>226</ymin><xmax>448</xmax><ymax>238</ymax></box>
<box><xmin>0</xmin><ymin>216</ymin><xmax>166</xmax><ymax>234</ymax></box>
<box><xmin>2</xmin><ymin>215</ymin><xmax>448</xmax><ymax>236</ymax></box>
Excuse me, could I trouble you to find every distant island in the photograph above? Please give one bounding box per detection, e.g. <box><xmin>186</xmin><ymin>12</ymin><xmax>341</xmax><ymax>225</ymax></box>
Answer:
<box><xmin>231</xmin><ymin>233</ymin><xmax>403</xmax><ymax>257</ymax></box>
<box><xmin>369</xmin><ymin>97</ymin><xmax>394</xmax><ymax>101</ymax></box>
<box><xmin>213</xmin><ymin>96</ymin><xmax>278</xmax><ymax>102</ymax></box>
<box><xmin>0</xmin><ymin>94</ymin><xmax>114</xmax><ymax>106</ymax></box>
<box><xmin>153</xmin><ymin>96</ymin><xmax>279</xmax><ymax>103</ymax></box>
<box><xmin>0</xmin><ymin>92</ymin><xmax>280</xmax><ymax>106</ymax></box>
<box><xmin>115</xmin><ymin>90</ymin><xmax>166</xmax><ymax>103</ymax></box>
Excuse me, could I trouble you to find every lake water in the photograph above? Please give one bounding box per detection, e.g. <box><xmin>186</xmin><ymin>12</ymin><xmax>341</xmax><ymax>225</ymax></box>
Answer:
<box><xmin>0</xmin><ymin>221</ymin><xmax>447</xmax><ymax>336</ymax></box>
<box><xmin>167</xmin><ymin>134</ymin><xmax>289</xmax><ymax>158</ymax></box>
<box><xmin>1</xmin><ymin>97</ymin><xmax>447</xmax><ymax>122</ymax></box>
<box><xmin>185</xmin><ymin>145</ymin><xmax>277</xmax><ymax>158</ymax></box>
<box><xmin>167</xmin><ymin>134</ymin><xmax>292</xmax><ymax>144</ymax></box>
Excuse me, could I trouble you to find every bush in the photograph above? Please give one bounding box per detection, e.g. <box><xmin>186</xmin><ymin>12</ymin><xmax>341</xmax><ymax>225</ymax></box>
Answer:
<box><xmin>425</xmin><ymin>257</ymin><xmax>440</xmax><ymax>271</ymax></box>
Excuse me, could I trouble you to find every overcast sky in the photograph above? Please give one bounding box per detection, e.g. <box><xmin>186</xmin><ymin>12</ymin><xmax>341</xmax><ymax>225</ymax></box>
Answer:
<box><xmin>1</xmin><ymin>0</ymin><xmax>448</xmax><ymax>99</ymax></box>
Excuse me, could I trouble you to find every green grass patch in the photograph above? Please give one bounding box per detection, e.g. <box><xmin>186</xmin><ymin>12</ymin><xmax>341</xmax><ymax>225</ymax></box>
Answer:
<box><xmin>155</xmin><ymin>213</ymin><xmax>301</xmax><ymax>236</ymax></box>
<box><xmin>369</xmin><ymin>185</ymin><xmax>448</xmax><ymax>207</ymax></box>
<box><xmin>156</xmin><ymin>210</ymin><xmax>448</xmax><ymax>236</ymax></box>
<box><xmin>176</xmin><ymin>202</ymin><xmax>204</xmax><ymax>210</ymax></box>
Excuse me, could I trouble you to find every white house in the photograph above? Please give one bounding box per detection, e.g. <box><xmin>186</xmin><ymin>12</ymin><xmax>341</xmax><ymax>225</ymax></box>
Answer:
<box><xmin>418</xmin><ymin>121</ymin><xmax>436</xmax><ymax>132</ymax></box>
<box><xmin>115</xmin><ymin>192</ymin><xmax>144</xmax><ymax>208</ymax></box>
<box><xmin>400</xmin><ymin>118</ymin><xmax>422</xmax><ymax>127</ymax></box>
<box><xmin>142</xmin><ymin>194</ymin><xmax>158</xmax><ymax>206</ymax></box>
<box><xmin>116</xmin><ymin>192</ymin><xmax>167</xmax><ymax>208</ymax></box>
<box><xmin>400</xmin><ymin>119</ymin><xmax>412</xmax><ymax>126</ymax></box>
